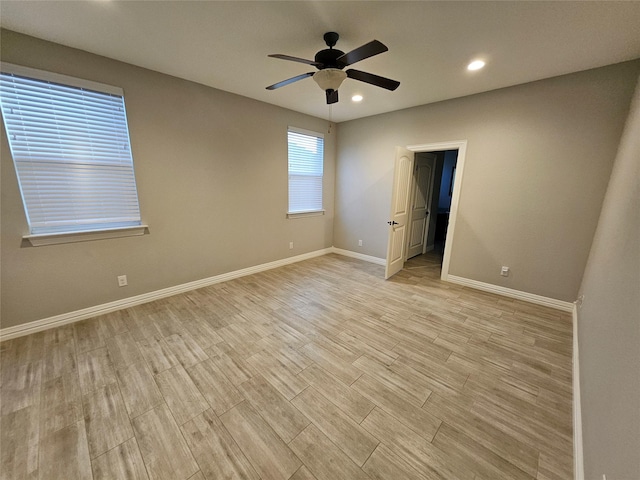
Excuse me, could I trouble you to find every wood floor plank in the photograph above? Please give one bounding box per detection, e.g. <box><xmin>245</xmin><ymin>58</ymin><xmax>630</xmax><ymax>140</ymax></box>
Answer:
<box><xmin>299</xmin><ymin>363</ymin><xmax>374</xmax><ymax>423</ymax></box>
<box><xmin>262</xmin><ymin>323</ymin><xmax>310</xmax><ymax>350</ymax></box>
<box><xmin>154</xmin><ymin>365</ymin><xmax>208</xmax><ymax>425</ymax></box>
<box><xmin>305</xmin><ymin>333</ymin><xmax>361</xmax><ymax>363</ymax></box>
<box><xmin>78</xmin><ymin>346</ymin><xmax>117</xmax><ymax>395</ymax></box>
<box><xmin>150</xmin><ymin>311</ymin><xmax>188</xmax><ymax>338</ymax></box>
<box><xmin>1</xmin><ymin>332</ymin><xmax>44</xmax><ymax>368</ymax></box>
<box><xmin>164</xmin><ymin>333</ymin><xmax>209</xmax><ymax>369</ymax></box>
<box><xmin>39</xmin><ymin>372</ymin><xmax>83</xmax><ymax>436</ymax></box>
<box><xmin>82</xmin><ymin>382</ymin><xmax>134</xmax><ymax>458</ymax></box>
<box><xmin>0</xmin><ymin>360</ymin><xmax>41</xmax><ymax>416</ymax></box>
<box><xmin>299</xmin><ymin>342</ymin><xmax>363</xmax><ymax>385</ymax></box>
<box><xmin>344</xmin><ymin>318</ymin><xmax>399</xmax><ymax>350</ymax></box>
<box><xmin>289</xmin><ymin>424</ymin><xmax>371</xmax><ymax>480</ymax></box>
<box><xmin>105</xmin><ymin>332</ymin><xmax>142</xmax><ymax>370</ymax></box>
<box><xmin>38</xmin><ymin>420</ymin><xmax>92</xmax><ymax>480</ymax></box>
<box><xmin>246</xmin><ymin>346</ymin><xmax>312</xmax><ymax>375</ymax></box>
<box><xmin>337</xmin><ymin>330</ymin><xmax>399</xmax><ymax>366</ymax></box>
<box><xmin>291</xmin><ymin>386</ymin><xmax>378</xmax><ymax>466</ymax></box>
<box><xmin>393</xmin><ymin>341</ymin><xmax>467</xmax><ymax>389</ymax></box>
<box><xmin>137</xmin><ymin>335</ymin><xmax>178</xmax><ymax>375</ymax></box>
<box><xmin>432</xmin><ymin>422</ymin><xmax>535</xmax><ymax>480</ymax></box>
<box><xmin>470</xmin><ymin>394</ymin><xmax>572</xmax><ymax>459</ymax></box>
<box><xmin>424</xmin><ymin>392</ymin><xmax>539</xmax><ymax>477</ymax></box>
<box><xmin>132</xmin><ymin>404</ymin><xmax>199</xmax><ymax>480</ymax></box>
<box><xmin>353</xmin><ymin>355</ymin><xmax>432</xmax><ymax>407</ymax></box>
<box><xmin>97</xmin><ymin>311</ymin><xmax>131</xmax><ymax>338</ymax></box>
<box><xmin>352</xmin><ymin>374</ymin><xmax>440</xmax><ymax>441</ymax></box>
<box><xmin>183</xmin><ymin>319</ymin><xmax>224</xmax><ymax>350</ymax></box>
<box><xmin>42</xmin><ymin>337</ymin><xmax>77</xmax><ymax>382</ymax></box>
<box><xmin>116</xmin><ymin>361</ymin><xmax>164</xmax><ymax>419</ymax></box>
<box><xmin>290</xmin><ymin>466</ymin><xmax>318</xmax><ymax>480</ymax></box>
<box><xmin>360</xmin><ymin>407</ymin><xmax>470</xmax><ymax>480</ymax></box>
<box><xmin>220</xmin><ymin>401</ymin><xmax>301</xmax><ymax>480</ymax></box>
<box><xmin>0</xmin><ymin>404</ymin><xmax>40</xmax><ymax>480</ymax></box>
<box><xmin>43</xmin><ymin>325</ymin><xmax>75</xmax><ymax>347</ymax></box>
<box><xmin>186</xmin><ymin>357</ymin><xmax>244</xmax><ymax>416</ymax></box>
<box><xmin>181</xmin><ymin>409</ymin><xmax>260</xmax><ymax>480</ymax></box>
<box><xmin>207</xmin><ymin>343</ymin><xmax>257</xmax><ymax>386</ymax></box>
<box><xmin>385</xmin><ymin>325</ymin><xmax>439</xmax><ymax>355</ymax></box>
<box><xmin>362</xmin><ymin>443</ymin><xmax>430</xmax><ymax>480</ymax></box>
<box><xmin>250</xmin><ymin>362</ymin><xmax>309</xmax><ymax>400</ymax></box>
<box><xmin>238</xmin><ymin>374</ymin><xmax>310</xmax><ymax>443</ymax></box>
<box><xmin>74</xmin><ymin>319</ymin><xmax>106</xmax><ymax>354</ymax></box>
<box><xmin>91</xmin><ymin>437</ymin><xmax>149</xmax><ymax>480</ymax></box>
<box><xmin>127</xmin><ymin>314</ymin><xmax>163</xmax><ymax>342</ymax></box>
<box><xmin>217</xmin><ymin>323</ymin><xmax>263</xmax><ymax>356</ymax></box>
<box><xmin>536</xmin><ymin>450</ymin><xmax>573</xmax><ymax>480</ymax></box>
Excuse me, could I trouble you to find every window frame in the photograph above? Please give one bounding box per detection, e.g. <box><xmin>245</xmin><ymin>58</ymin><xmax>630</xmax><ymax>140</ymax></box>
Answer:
<box><xmin>286</xmin><ymin>126</ymin><xmax>325</xmax><ymax>219</ymax></box>
<box><xmin>0</xmin><ymin>63</ymin><xmax>147</xmax><ymax>246</ymax></box>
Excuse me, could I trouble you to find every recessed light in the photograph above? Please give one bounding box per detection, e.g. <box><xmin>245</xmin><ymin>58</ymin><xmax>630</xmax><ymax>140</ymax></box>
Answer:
<box><xmin>351</xmin><ymin>94</ymin><xmax>363</xmax><ymax>102</ymax></box>
<box><xmin>467</xmin><ymin>60</ymin><xmax>485</xmax><ymax>71</ymax></box>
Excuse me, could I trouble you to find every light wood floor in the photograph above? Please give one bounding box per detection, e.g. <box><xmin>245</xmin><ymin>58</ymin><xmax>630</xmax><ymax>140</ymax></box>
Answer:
<box><xmin>0</xmin><ymin>253</ymin><xmax>573</xmax><ymax>480</ymax></box>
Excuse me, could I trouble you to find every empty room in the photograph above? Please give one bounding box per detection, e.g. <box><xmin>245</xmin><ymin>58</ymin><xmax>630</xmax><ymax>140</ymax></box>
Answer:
<box><xmin>1</xmin><ymin>2</ymin><xmax>638</xmax><ymax>480</ymax></box>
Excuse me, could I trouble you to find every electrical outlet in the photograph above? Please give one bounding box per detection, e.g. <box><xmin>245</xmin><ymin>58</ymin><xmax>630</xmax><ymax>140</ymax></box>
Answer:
<box><xmin>358</xmin><ymin>239</ymin><xmax>363</xmax><ymax>246</ymax></box>
<box><xmin>500</xmin><ymin>266</ymin><xmax>510</xmax><ymax>277</ymax></box>
<box><xmin>289</xmin><ymin>242</ymin><xmax>294</xmax><ymax>250</ymax></box>
<box><xmin>117</xmin><ymin>275</ymin><xmax>128</xmax><ymax>287</ymax></box>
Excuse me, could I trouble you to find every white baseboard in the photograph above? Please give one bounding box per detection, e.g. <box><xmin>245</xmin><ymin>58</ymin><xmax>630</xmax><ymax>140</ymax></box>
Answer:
<box><xmin>0</xmin><ymin>248</ymin><xmax>333</xmax><ymax>341</ymax></box>
<box><xmin>573</xmin><ymin>303</ymin><xmax>585</xmax><ymax>480</ymax></box>
<box><xmin>445</xmin><ymin>274</ymin><xmax>574</xmax><ymax>312</ymax></box>
<box><xmin>330</xmin><ymin>247</ymin><xmax>386</xmax><ymax>266</ymax></box>
<box><xmin>0</xmin><ymin>247</ymin><xmax>573</xmax><ymax>341</ymax></box>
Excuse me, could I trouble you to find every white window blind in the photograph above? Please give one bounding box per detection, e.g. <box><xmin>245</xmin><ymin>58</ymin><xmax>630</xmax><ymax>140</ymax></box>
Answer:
<box><xmin>288</xmin><ymin>127</ymin><xmax>324</xmax><ymax>214</ymax></box>
<box><xmin>0</xmin><ymin>64</ymin><xmax>141</xmax><ymax>235</ymax></box>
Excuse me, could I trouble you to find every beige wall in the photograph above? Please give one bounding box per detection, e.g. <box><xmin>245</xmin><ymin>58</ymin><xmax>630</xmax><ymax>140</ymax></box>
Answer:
<box><xmin>1</xmin><ymin>30</ymin><xmax>336</xmax><ymax>328</ymax></box>
<box><xmin>335</xmin><ymin>60</ymin><xmax>640</xmax><ymax>301</ymax></box>
<box><xmin>578</xmin><ymin>78</ymin><xmax>639</xmax><ymax>479</ymax></box>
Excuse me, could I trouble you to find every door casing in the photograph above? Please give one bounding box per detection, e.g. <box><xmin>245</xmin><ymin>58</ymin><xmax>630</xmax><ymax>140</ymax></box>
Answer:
<box><xmin>387</xmin><ymin>140</ymin><xmax>467</xmax><ymax>281</ymax></box>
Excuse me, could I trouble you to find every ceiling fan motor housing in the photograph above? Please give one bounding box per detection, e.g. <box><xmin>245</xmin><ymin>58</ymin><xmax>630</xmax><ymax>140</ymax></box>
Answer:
<box><xmin>314</xmin><ymin>49</ymin><xmax>346</xmax><ymax>70</ymax></box>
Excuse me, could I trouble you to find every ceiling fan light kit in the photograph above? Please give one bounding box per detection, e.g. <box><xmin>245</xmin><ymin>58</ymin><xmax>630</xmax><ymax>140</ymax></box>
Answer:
<box><xmin>313</xmin><ymin>69</ymin><xmax>347</xmax><ymax>91</ymax></box>
<box><xmin>266</xmin><ymin>32</ymin><xmax>400</xmax><ymax>105</ymax></box>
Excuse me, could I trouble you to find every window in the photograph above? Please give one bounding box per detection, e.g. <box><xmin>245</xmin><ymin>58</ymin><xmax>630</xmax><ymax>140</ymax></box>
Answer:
<box><xmin>287</xmin><ymin>127</ymin><xmax>324</xmax><ymax>216</ymax></box>
<box><xmin>0</xmin><ymin>63</ymin><xmax>144</xmax><ymax>245</ymax></box>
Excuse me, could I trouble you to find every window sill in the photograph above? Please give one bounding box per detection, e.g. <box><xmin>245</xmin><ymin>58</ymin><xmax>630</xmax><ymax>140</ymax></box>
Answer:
<box><xmin>287</xmin><ymin>210</ymin><xmax>325</xmax><ymax>219</ymax></box>
<box><xmin>24</xmin><ymin>225</ymin><xmax>149</xmax><ymax>247</ymax></box>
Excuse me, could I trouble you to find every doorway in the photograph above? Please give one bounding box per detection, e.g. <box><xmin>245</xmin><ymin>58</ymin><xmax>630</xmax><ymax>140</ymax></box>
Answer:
<box><xmin>385</xmin><ymin>141</ymin><xmax>467</xmax><ymax>281</ymax></box>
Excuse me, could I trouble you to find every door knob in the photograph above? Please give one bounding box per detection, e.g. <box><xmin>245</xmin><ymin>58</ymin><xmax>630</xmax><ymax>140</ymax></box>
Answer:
<box><xmin>387</xmin><ymin>221</ymin><xmax>399</xmax><ymax>225</ymax></box>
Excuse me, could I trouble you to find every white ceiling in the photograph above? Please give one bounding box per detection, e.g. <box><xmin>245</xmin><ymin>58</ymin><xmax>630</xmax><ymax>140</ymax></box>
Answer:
<box><xmin>1</xmin><ymin>1</ymin><xmax>639</xmax><ymax>122</ymax></box>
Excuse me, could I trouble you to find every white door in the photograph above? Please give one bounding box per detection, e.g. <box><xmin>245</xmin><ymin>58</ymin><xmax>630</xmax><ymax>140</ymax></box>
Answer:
<box><xmin>406</xmin><ymin>153</ymin><xmax>436</xmax><ymax>259</ymax></box>
<box><xmin>385</xmin><ymin>147</ymin><xmax>415</xmax><ymax>279</ymax></box>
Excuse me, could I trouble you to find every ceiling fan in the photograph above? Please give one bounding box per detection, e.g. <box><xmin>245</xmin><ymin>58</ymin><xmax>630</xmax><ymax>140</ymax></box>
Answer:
<box><xmin>266</xmin><ymin>32</ymin><xmax>400</xmax><ymax>104</ymax></box>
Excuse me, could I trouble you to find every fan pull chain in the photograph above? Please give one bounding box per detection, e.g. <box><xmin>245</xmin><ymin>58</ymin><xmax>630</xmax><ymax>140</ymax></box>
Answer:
<box><xmin>328</xmin><ymin>104</ymin><xmax>333</xmax><ymax>133</ymax></box>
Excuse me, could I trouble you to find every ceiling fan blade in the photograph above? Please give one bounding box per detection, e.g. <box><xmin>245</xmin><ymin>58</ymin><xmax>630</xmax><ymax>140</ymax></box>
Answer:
<box><xmin>266</xmin><ymin>72</ymin><xmax>315</xmax><ymax>90</ymax></box>
<box><xmin>337</xmin><ymin>40</ymin><xmax>388</xmax><ymax>67</ymax></box>
<box><xmin>326</xmin><ymin>89</ymin><xmax>339</xmax><ymax>104</ymax></box>
<box><xmin>268</xmin><ymin>54</ymin><xmax>322</xmax><ymax>67</ymax></box>
<box><xmin>346</xmin><ymin>69</ymin><xmax>400</xmax><ymax>91</ymax></box>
